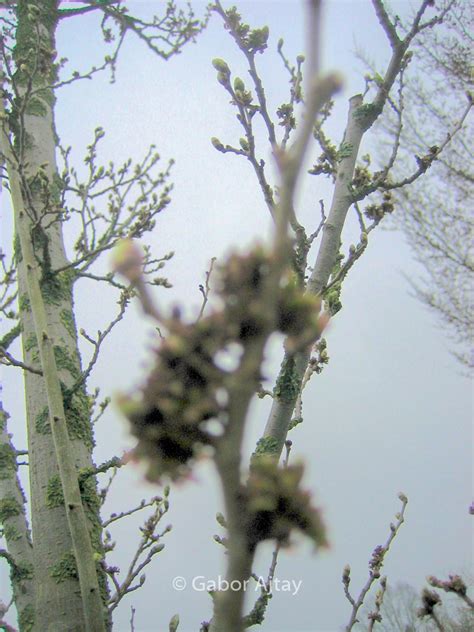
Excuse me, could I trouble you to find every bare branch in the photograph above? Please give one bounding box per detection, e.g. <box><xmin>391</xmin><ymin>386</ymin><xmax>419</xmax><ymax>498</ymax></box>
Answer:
<box><xmin>103</xmin><ymin>496</ymin><xmax>161</xmax><ymax>529</ymax></box>
<box><xmin>208</xmin><ymin>4</ymin><xmax>340</xmax><ymax>630</ymax></box>
<box><xmin>367</xmin><ymin>577</ymin><xmax>388</xmax><ymax>631</ymax></box>
<box><xmin>0</xmin><ymin>346</ymin><xmax>42</xmax><ymax>375</ymax></box>
<box><xmin>371</xmin><ymin>0</ymin><xmax>400</xmax><ymax>49</ymax></box>
<box><xmin>72</xmin><ymin>290</ymin><xmax>130</xmax><ymax>392</ymax></box>
<box><xmin>197</xmin><ymin>257</ymin><xmax>217</xmax><ymax>321</ymax></box>
<box><xmin>106</xmin><ymin>491</ymin><xmax>171</xmax><ymax>613</ymax></box>
<box><xmin>343</xmin><ymin>494</ymin><xmax>408</xmax><ymax>631</ymax></box>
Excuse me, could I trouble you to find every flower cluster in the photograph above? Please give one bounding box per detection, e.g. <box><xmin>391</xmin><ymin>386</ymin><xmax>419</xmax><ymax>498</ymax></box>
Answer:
<box><xmin>427</xmin><ymin>574</ymin><xmax>468</xmax><ymax>597</ymax></box>
<box><xmin>364</xmin><ymin>190</ymin><xmax>394</xmax><ymax>221</ymax></box>
<box><xmin>118</xmin><ymin>312</ymin><xmax>228</xmax><ymax>481</ymax></box>
<box><xmin>418</xmin><ymin>588</ymin><xmax>442</xmax><ymax>617</ymax></box>
<box><xmin>368</xmin><ymin>544</ymin><xmax>385</xmax><ymax>578</ymax></box>
<box><xmin>118</xmin><ymin>244</ymin><xmax>325</xmax><ymax>481</ymax></box>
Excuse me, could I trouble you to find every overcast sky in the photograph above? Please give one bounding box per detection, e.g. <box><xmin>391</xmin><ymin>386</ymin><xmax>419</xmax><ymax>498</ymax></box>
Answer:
<box><xmin>1</xmin><ymin>1</ymin><xmax>472</xmax><ymax>631</ymax></box>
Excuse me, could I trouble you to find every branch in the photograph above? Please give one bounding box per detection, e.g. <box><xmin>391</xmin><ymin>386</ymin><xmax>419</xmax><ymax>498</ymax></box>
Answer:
<box><xmin>0</xmin><ymin>346</ymin><xmax>42</xmax><ymax>375</ymax></box>
<box><xmin>129</xmin><ymin>605</ymin><xmax>136</xmax><ymax>632</ymax></box>
<box><xmin>379</xmin><ymin>96</ymin><xmax>472</xmax><ymax>193</ymax></box>
<box><xmin>308</xmin><ymin>199</ymin><xmax>326</xmax><ymax>245</ymax></box>
<box><xmin>197</xmin><ymin>257</ymin><xmax>216</xmax><ymax>321</ymax></box>
<box><xmin>98</xmin><ymin>463</ymin><xmax>119</xmax><ymax>506</ymax></box>
<box><xmin>79</xmin><ymin>457</ymin><xmax>123</xmax><ymax>487</ymax></box>
<box><xmin>343</xmin><ymin>493</ymin><xmax>408</xmax><ymax>631</ymax></box>
<box><xmin>208</xmin><ymin>3</ymin><xmax>340</xmax><ymax>631</ymax></box>
<box><xmin>259</xmin><ymin>0</ymin><xmax>448</xmax><ymax>460</ymax></box>
<box><xmin>72</xmin><ymin>290</ymin><xmax>130</xmax><ymax>392</ymax></box>
<box><xmin>371</xmin><ymin>0</ymin><xmax>400</xmax><ymax>49</ymax></box>
<box><xmin>261</xmin><ymin>93</ymin><xmax>361</xmax><ymax>455</ymax></box>
<box><xmin>276</xmin><ymin>40</ymin><xmax>304</xmax><ymax>150</ymax></box>
<box><xmin>106</xmin><ymin>491</ymin><xmax>171</xmax><ymax>613</ymax></box>
<box><xmin>55</xmin><ymin>135</ymin><xmax>174</xmax><ymax>276</ymax></box>
<box><xmin>103</xmin><ymin>496</ymin><xmax>161</xmax><ymax>529</ymax></box>
<box><xmin>80</xmin><ymin>0</ymin><xmax>208</xmax><ymax>61</ymax></box>
<box><xmin>0</xmin><ymin>323</ymin><xmax>21</xmax><ymax>351</ymax></box>
<box><xmin>57</xmin><ymin>1</ymin><xmax>119</xmax><ymax>19</ymax></box>
<box><xmin>213</xmin><ymin>1</ymin><xmax>276</xmax><ymax>147</ymax></box>
<box><xmin>367</xmin><ymin>577</ymin><xmax>387</xmax><ymax>631</ymax></box>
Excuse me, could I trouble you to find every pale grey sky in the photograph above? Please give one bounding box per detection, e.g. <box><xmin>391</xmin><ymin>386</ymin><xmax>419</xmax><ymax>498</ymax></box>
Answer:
<box><xmin>1</xmin><ymin>1</ymin><xmax>472</xmax><ymax>631</ymax></box>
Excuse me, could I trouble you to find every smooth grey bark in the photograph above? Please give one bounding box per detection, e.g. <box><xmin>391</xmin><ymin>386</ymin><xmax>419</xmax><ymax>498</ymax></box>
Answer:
<box><xmin>262</xmin><ymin>95</ymin><xmax>364</xmax><ymax>455</ymax></box>
<box><xmin>2</xmin><ymin>2</ymin><xmax>107</xmax><ymax>630</ymax></box>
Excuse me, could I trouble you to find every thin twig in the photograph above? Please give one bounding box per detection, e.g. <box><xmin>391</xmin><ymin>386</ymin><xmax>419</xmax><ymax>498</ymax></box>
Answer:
<box><xmin>343</xmin><ymin>494</ymin><xmax>408</xmax><ymax>631</ymax></box>
<box><xmin>0</xmin><ymin>347</ymin><xmax>42</xmax><ymax>375</ymax></box>
<box><xmin>197</xmin><ymin>257</ymin><xmax>216</xmax><ymax>321</ymax></box>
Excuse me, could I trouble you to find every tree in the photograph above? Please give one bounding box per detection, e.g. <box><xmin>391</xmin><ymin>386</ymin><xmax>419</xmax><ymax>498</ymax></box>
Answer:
<box><xmin>0</xmin><ymin>1</ymin><xmax>471</xmax><ymax>631</ymax></box>
<box><xmin>0</xmin><ymin>1</ymin><xmax>206</xmax><ymax>630</ymax></box>
<box><xmin>380</xmin><ymin>0</ymin><xmax>473</xmax><ymax>368</ymax></box>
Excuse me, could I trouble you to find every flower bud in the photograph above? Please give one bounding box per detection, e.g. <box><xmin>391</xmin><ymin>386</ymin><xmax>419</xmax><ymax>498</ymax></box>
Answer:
<box><xmin>111</xmin><ymin>238</ymin><xmax>144</xmax><ymax>282</ymax></box>
<box><xmin>211</xmin><ymin>137</ymin><xmax>224</xmax><ymax>151</ymax></box>
<box><xmin>212</xmin><ymin>58</ymin><xmax>230</xmax><ymax>75</ymax></box>
<box><xmin>239</xmin><ymin>137</ymin><xmax>249</xmax><ymax>152</ymax></box>
<box><xmin>233</xmin><ymin>77</ymin><xmax>245</xmax><ymax>92</ymax></box>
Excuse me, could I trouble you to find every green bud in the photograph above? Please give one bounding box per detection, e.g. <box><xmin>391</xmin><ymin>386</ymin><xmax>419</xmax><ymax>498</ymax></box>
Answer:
<box><xmin>212</xmin><ymin>58</ymin><xmax>230</xmax><ymax>75</ymax></box>
<box><xmin>234</xmin><ymin>90</ymin><xmax>252</xmax><ymax>105</ymax></box>
<box><xmin>211</xmin><ymin>137</ymin><xmax>224</xmax><ymax>151</ymax></box>
<box><xmin>296</xmin><ymin>54</ymin><xmax>305</xmax><ymax>64</ymax></box>
<box><xmin>169</xmin><ymin>614</ymin><xmax>180</xmax><ymax>632</ymax></box>
<box><xmin>153</xmin><ymin>543</ymin><xmax>165</xmax><ymax>553</ymax></box>
<box><xmin>233</xmin><ymin>76</ymin><xmax>245</xmax><ymax>92</ymax></box>
<box><xmin>239</xmin><ymin>137</ymin><xmax>249</xmax><ymax>152</ymax></box>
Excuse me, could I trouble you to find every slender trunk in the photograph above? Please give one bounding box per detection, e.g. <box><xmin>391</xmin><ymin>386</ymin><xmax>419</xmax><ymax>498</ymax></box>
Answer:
<box><xmin>2</xmin><ymin>2</ymin><xmax>108</xmax><ymax>629</ymax></box>
<box><xmin>0</xmin><ymin>405</ymin><xmax>35</xmax><ymax>631</ymax></box>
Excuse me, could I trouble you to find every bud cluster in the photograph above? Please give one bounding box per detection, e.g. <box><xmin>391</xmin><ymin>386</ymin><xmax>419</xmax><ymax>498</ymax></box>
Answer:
<box><xmin>245</xmin><ymin>457</ymin><xmax>328</xmax><ymax>550</ymax></box>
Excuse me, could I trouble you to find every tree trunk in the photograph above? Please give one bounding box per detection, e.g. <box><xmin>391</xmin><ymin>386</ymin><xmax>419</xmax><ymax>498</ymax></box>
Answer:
<box><xmin>0</xmin><ymin>406</ymin><xmax>35</xmax><ymax>631</ymax></box>
<box><xmin>9</xmin><ymin>2</ymin><xmax>108</xmax><ymax>629</ymax></box>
